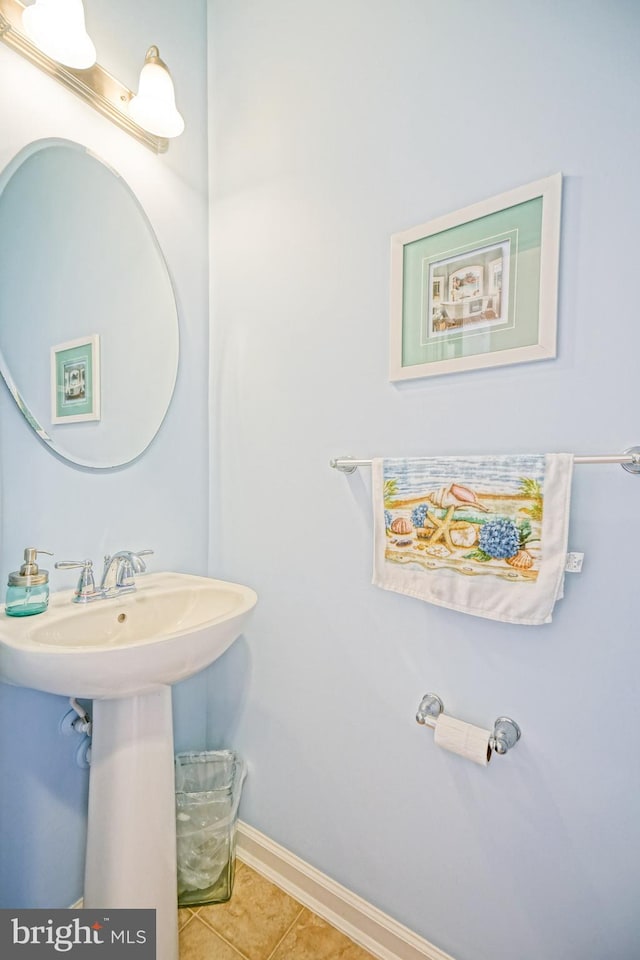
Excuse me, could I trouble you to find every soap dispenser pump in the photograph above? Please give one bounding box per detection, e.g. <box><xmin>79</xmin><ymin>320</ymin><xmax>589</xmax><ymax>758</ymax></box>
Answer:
<box><xmin>6</xmin><ymin>548</ymin><xmax>53</xmax><ymax>617</ymax></box>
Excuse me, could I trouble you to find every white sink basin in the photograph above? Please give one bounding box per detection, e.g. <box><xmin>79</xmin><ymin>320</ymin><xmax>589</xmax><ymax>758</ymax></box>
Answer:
<box><xmin>0</xmin><ymin>571</ymin><xmax>257</xmax><ymax>698</ymax></box>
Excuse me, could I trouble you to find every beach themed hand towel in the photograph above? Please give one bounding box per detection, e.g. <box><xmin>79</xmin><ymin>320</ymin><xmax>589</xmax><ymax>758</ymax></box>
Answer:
<box><xmin>372</xmin><ymin>454</ymin><xmax>574</xmax><ymax>625</ymax></box>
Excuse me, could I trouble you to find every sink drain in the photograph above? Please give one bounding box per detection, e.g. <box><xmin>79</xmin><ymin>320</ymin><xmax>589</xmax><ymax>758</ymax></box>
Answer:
<box><xmin>117</xmin><ymin>613</ymin><xmax>127</xmax><ymax>623</ymax></box>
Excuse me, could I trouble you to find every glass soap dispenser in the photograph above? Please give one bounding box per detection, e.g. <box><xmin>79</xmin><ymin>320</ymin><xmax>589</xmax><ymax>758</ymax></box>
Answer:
<box><xmin>6</xmin><ymin>548</ymin><xmax>53</xmax><ymax>617</ymax></box>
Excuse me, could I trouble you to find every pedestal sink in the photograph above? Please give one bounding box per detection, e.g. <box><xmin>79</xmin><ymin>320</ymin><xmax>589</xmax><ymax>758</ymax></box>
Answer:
<box><xmin>0</xmin><ymin>571</ymin><xmax>257</xmax><ymax>960</ymax></box>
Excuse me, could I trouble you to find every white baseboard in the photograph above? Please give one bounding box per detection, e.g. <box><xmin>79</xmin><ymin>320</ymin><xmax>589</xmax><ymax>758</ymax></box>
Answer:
<box><xmin>236</xmin><ymin>821</ymin><xmax>455</xmax><ymax>960</ymax></box>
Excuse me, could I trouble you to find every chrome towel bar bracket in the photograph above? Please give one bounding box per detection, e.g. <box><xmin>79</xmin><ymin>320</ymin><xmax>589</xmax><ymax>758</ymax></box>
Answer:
<box><xmin>415</xmin><ymin>693</ymin><xmax>521</xmax><ymax>757</ymax></box>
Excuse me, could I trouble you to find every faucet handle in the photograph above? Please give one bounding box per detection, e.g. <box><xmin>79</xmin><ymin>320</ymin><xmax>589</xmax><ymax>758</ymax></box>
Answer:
<box><xmin>131</xmin><ymin>549</ymin><xmax>154</xmax><ymax>573</ymax></box>
<box><xmin>116</xmin><ymin>558</ymin><xmax>136</xmax><ymax>589</ymax></box>
<box><xmin>110</xmin><ymin>549</ymin><xmax>154</xmax><ymax>588</ymax></box>
<box><xmin>55</xmin><ymin>559</ymin><xmax>97</xmax><ymax>602</ymax></box>
<box><xmin>115</xmin><ymin>550</ymin><xmax>152</xmax><ymax>587</ymax></box>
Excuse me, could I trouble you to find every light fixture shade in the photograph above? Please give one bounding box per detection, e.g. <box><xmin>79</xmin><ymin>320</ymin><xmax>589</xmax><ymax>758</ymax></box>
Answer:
<box><xmin>22</xmin><ymin>0</ymin><xmax>96</xmax><ymax>69</ymax></box>
<box><xmin>129</xmin><ymin>46</ymin><xmax>185</xmax><ymax>139</ymax></box>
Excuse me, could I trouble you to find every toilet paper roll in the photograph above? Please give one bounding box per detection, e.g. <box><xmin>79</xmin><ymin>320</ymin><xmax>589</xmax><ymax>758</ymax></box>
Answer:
<box><xmin>433</xmin><ymin>714</ymin><xmax>492</xmax><ymax>766</ymax></box>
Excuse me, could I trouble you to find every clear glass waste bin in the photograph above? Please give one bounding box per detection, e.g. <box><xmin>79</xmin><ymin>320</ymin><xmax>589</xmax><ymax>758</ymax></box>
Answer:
<box><xmin>175</xmin><ymin>749</ymin><xmax>246</xmax><ymax>906</ymax></box>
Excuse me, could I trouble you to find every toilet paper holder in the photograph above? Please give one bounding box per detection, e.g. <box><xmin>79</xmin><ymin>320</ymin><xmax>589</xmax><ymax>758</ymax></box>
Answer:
<box><xmin>416</xmin><ymin>693</ymin><xmax>521</xmax><ymax>756</ymax></box>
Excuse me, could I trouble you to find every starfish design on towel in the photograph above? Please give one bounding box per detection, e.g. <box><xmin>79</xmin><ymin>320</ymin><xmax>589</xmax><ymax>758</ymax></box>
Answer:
<box><xmin>418</xmin><ymin>505</ymin><xmax>472</xmax><ymax>551</ymax></box>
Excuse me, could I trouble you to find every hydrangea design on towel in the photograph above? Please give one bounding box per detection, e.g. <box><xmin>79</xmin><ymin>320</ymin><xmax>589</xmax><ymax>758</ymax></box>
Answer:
<box><xmin>382</xmin><ymin>455</ymin><xmax>545</xmax><ymax>583</ymax></box>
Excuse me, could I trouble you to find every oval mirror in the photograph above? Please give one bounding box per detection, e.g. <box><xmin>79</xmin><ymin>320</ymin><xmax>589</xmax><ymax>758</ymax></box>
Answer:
<box><xmin>0</xmin><ymin>139</ymin><xmax>179</xmax><ymax>468</ymax></box>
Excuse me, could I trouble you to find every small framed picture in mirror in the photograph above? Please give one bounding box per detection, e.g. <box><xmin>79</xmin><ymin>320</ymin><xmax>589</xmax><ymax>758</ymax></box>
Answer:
<box><xmin>51</xmin><ymin>335</ymin><xmax>101</xmax><ymax>424</ymax></box>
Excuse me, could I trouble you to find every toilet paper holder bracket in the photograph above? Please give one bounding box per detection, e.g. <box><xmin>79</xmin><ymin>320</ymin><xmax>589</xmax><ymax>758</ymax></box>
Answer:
<box><xmin>415</xmin><ymin>693</ymin><xmax>521</xmax><ymax>756</ymax></box>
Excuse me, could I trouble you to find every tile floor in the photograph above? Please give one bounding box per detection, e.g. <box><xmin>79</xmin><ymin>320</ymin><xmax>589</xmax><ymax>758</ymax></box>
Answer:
<box><xmin>178</xmin><ymin>861</ymin><xmax>378</xmax><ymax>960</ymax></box>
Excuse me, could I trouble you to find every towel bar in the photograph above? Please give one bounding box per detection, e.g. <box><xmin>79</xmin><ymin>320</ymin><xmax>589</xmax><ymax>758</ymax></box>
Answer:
<box><xmin>330</xmin><ymin>446</ymin><xmax>640</xmax><ymax>475</ymax></box>
<box><xmin>416</xmin><ymin>693</ymin><xmax>521</xmax><ymax>756</ymax></box>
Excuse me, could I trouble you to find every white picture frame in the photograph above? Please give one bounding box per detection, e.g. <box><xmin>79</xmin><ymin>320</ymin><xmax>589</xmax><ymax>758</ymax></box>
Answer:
<box><xmin>51</xmin><ymin>334</ymin><xmax>101</xmax><ymax>424</ymax></box>
<box><xmin>389</xmin><ymin>173</ymin><xmax>562</xmax><ymax>380</ymax></box>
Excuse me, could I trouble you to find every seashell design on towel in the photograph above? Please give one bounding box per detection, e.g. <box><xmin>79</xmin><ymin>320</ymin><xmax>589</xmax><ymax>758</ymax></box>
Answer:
<box><xmin>505</xmin><ymin>549</ymin><xmax>534</xmax><ymax>569</ymax></box>
<box><xmin>390</xmin><ymin>517</ymin><xmax>414</xmax><ymax>535</ymax></box>
<box><xmin>449</xmin><ymin>522</ymin><xmax>478</xmax><ymax>548</ymax></box>
<box><xmin>428</xmin><ymin>483</ymin><xmax>489</xmax><ymax>512</ymax></box>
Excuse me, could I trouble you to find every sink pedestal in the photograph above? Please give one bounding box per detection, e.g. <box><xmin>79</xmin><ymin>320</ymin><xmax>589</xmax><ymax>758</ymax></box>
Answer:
<box><xmin>84</xmin><ymin>686</ymin><xmax>178</xmax><ymax>960</ymax></box>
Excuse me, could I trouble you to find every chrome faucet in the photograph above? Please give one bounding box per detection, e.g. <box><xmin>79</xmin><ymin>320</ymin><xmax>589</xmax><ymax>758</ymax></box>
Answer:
<box><xmin>100</xmin><ymin>550</ymin><xmax>154</xmax><ymax>597</ymax></box>
<box><xmin>56</xmin><ymin>550</ymin><xmax>153</xmax><ymax>603</ymax></box>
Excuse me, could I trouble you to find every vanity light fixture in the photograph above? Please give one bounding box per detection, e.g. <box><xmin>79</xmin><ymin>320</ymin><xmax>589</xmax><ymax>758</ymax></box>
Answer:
<box><xmin>0</xmin><ymin>0</ymin><xmax>183</xmax><ymax>153</ymax></box>
<box><xmin>21</xmin><ymin>0</ymin><xmax>96</xmax><ymax>69</ymax></box>
<box><xmin>129</xmin><ymin>46</ymin><xmax>184</xmax><ymax>140</ymax></box>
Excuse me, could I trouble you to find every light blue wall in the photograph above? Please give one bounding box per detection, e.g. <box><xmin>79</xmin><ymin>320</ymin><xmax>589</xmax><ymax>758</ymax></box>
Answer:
<box><xmin>0</xmin><ymin>0</ymin><xmax>210</xmax><ymax>907</ymax></box>
<box><xmin>207</xmin><ymin>3</ymin><xmax>640</xmax><ymax>959</ymax></box>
